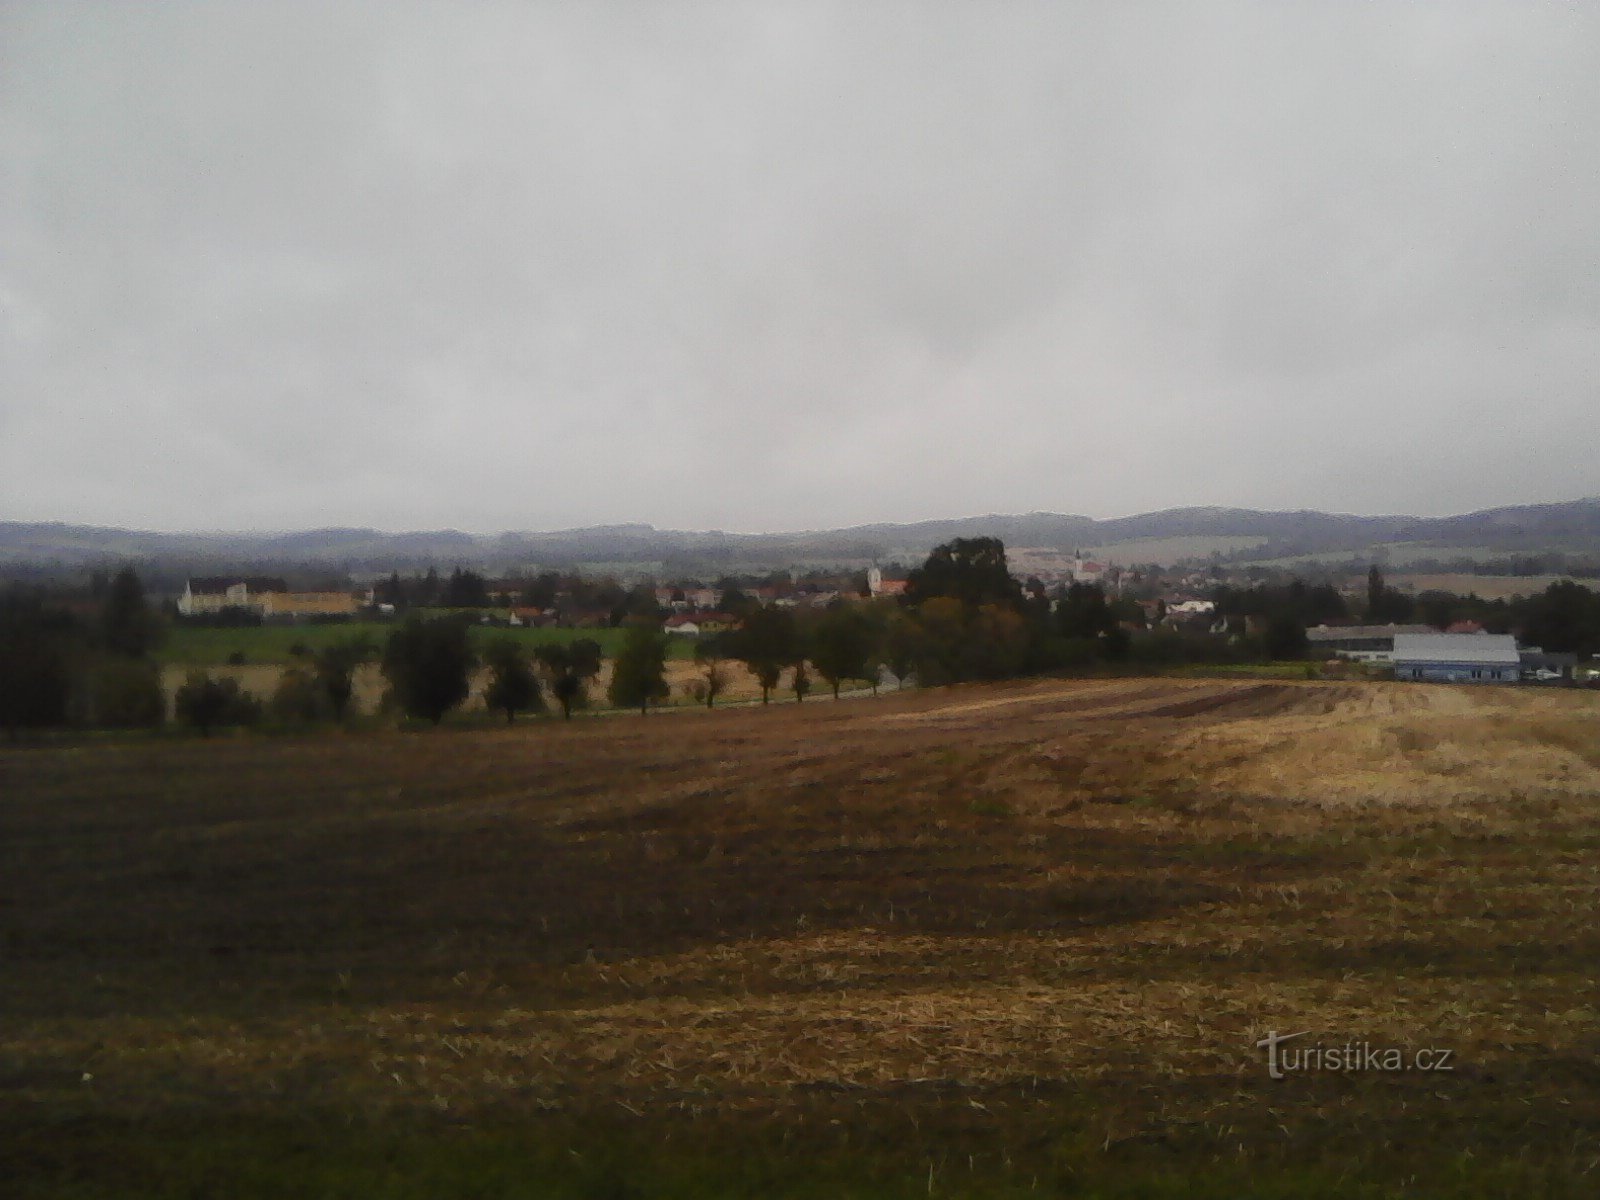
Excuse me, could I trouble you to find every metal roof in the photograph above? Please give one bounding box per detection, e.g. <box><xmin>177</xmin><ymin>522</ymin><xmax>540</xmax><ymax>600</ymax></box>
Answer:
<box><xmin>1391</xmin><ymin>633</ymin><xmax>1521</xmax><ymax>666</ymax></box>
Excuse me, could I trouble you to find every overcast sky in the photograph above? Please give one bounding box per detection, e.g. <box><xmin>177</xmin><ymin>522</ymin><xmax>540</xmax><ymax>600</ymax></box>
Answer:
<box><xmin>3</xmin><ymin>2</ymin><xmax>1598</xmax><ymax>534</ymax></box>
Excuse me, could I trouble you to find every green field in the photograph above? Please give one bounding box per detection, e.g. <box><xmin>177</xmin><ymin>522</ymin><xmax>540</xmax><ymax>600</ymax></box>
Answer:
<box><xmin>156</xmin><ymin>621</ymin><xmax>693</xmax><ymax>666</ymax></box>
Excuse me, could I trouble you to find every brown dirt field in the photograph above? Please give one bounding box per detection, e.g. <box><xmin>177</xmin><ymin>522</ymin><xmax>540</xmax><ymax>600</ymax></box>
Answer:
<box><xmin>4</xmin><ymin>676</ymin><xmax>1600</xmax><ymax>1188</ymax></box>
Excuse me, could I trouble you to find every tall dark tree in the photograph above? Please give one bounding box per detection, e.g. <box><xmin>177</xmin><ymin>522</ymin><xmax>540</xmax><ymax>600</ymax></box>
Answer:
<box><xmin>535</xmin><ymin>638</ymin><xmax>603</xmax><ymax>719</ymax></box>
<box><xmin>1519</xmin><ymin>580</ymin><xmax>1600</xmax><ymax>656</ymax></box>
<box><xmin>693</xmin><ymin>634</ymin><xmax>731</xmax><ymax>708</ymax></box>
<box><xmin>483</xmin><ymin>637</ymin><xmax>542</xmax><ymax>724</ymax></box>
<box><xmin>102</xmin><ymin>566</ymin><xmax>159</xmax><ymax>658</ymax></box>
<box><xmin>879</xmin><ymin>607</ymin><xmax>923</xmax><ymax>689</ymax></box>
<box><xmin>441</xmin><ymin>567</ymin><xmax>490</xmax><ymax>608</ymax></box>
<box><xmin>1263</xmin><ymin>612</ymin><xmax>1309</xmax><ymax>660</ymax></box>
<box><xmin>314</xmin><ymin>636</ymin><xmax>376</xmax><ymax>723</ymax></box>
<box><xmin>0</xmin><ymin>594</ymin><xmax>81</xmax><ymax>736</ymax></box>
<box><xmin>609</xmin><ymin>625</ymin><xmax>669</xmax><ymax>715</ymax></box>
<box><xmin>903</xmin><ymin>537</ymin><xmax>1023</xmax><ymax>611</ymax></box>
<box><xmin>809</xmin><ymin>605</ymin><xmax>876</xmax><ymax>699</ymax></box>
<box><xmin>1364</xmin><ymin>565</ymin><xmax>1414</xmax><ymax>623</ymax></box>
<box><xmin>728</xmin><ymin>604</ymin><xmax>799</xmax><ymax>704</ymax></box>
<box><xmin>382</xmin><ymin>617</ymin><xmax>476</xmax><ymax>724</ymax></box>
<box><xmin>1055</xmin><ymin>582</ymin><xmax>1118</xmax><ymax>640</ymax></box>
<box><xmin>718</xmin><ymin>584</ymin><xmax>755</xmax><ymax>617</ymax></box>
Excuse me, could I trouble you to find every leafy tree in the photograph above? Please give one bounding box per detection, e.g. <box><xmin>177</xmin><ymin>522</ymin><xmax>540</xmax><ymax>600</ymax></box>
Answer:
<box><xmin>809</xmin><ymin>605</ymin><xmax>876</xmax><ymax>699</ymax></box>
<box><xmin>693</xmin><ymin>635</ymin><xmax>731</xmax><ymax>708</ymax></box>
<box><xmin>535</xmin><ymin>638</ymin><xmax>603</xmax><ymax>719</ymax></box>
<box><xmin>81</xmin><ymin>657</ymin><xmax>165</xmax><ymax>728</ymax></box>
<box><xmin>616</xmin><ymin>583</ymin><xmax>663</xmax><ymax>626</ymax></box>
<box><xmin>1519</xmin><ymin>580</ymin><xmax>1600</xmax><ymax>656</ymax></box>
<box><xmin>1055</xmin><ymin>582</ymin><xmax>1118</xmax><ymax>640</ymax></box>
<box><xmin>609</xmin><ymin>625</ymin><xmax>669</xmax><ymax>714</ymax></box>
<box><xmin>718</xmin><ymin>584</ymin><xmax>756</xmax><ymax>617</ymax></box>
<box><xmin>382</xmin><ymin>617</ymin><xmax>476</xmax><ymax>724</ymax></box>
<box><xmin>909</xmin><ymin>596</ymin><xmax>968</xmax><ymax>686</ymax></box>
<box><xmin>314</xmin><ymin>636</ymin><xmax>375</xmax><ymax>723</ymax></box>
<box><xmin>441</xmin><ymin>567</ymin><xmax>490</xmax><ymax>609</ymax></box>
<box><xmin>0</xmin><ymin>594</ymin><xmax>81</xmax><ymax>736</ymax></box>
<box><xmin>879</xmin><ymin>607</ymin><xmax>922</xmax><ymax>689</ymax></box>
<box><xmin>729</xmin><ymin>604</ymin><xmax>798</xmax><ymax>704</ymax></box>
<box><xmin>175</xmin><ymin>672</ymin><xmax>261</xmax><ymax>737</ymax></box>
<box><xmin>790</xmin><ymin>661</ymin><xmax>811</xmax><ymax>703</ymax></box>
<box><xmin>967</xmin><ymin>603</ymin><xmax>1033</xmax><ymax>678</ymax></box>
<box><xmin>903</xmin><ymin>537</ymin><xmax>1023</xmax><ymax>611</ymax></box>
<box><xmin>521</xmin><ymin>572</ymin><xmax>561</xmax><ymax>610</ymax></box>
<box><xmin>102</xmin><ymin>566</ymin><xmax>160</xmax><ymax>658</ymax></box>
<box><xmin>1263</xmin><ymin>612</ymin><xmax>1309</xmax><ymax>660</ymax></box>
<box><xmin>1364</xmin><ymin>566</ymin><xmax>1414</xmax><ymax>623</ymax></box>
<box><xmin>270</xmin><ymin>668</ymin><xmax>327</xmax><ymax>725</ymax></box>
<box><xmin>484</xmin><ymin>637</ymin><xmax>542</xmax><ymax>723</ymax></box>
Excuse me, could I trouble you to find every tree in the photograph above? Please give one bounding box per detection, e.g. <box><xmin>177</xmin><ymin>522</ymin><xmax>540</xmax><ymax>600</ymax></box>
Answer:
<box><xmin>790</xmin><ymin>661</ymin><xmax>811</xmax><ymax>703</ymax></box>
<box><xmin>270</xmin><ymin>668</ymin><xmax>327</xmax><ymax>725</ymax></box>
<box><xmin>314</xmin><ymin>636</ymin><xmax>375</xmax><ymax>723</ymax></box>
<box><xmin>809</xmin><ymin>605</ymin><xmax>876</xmax><ymax>699</ymax></box>
<box><xmin>609</xmin><ymin>625</ymin><xmax>669</xmax><ymax>714</ymax></box>
<box><xmin>967</xmin><ymin>602</ymin><xmax>1033</xmax><ymax>678</ymax></box>
<box><xmin>441</xmin><ymin>567</ymin><xmax>490</xmax><ymax>609</ymax></box>
<box><xmin>1056</xmin><ymin>582</ymin><xmax>1118</xmax><ymax>640</ymax></box>
<box><xmin>1263</xmin><ymin>612</ymin><xmax>1308</xmax><ymax>660</ymax></box>
<box><xmin>484</xmin><ymin>637</ymin><xmax>542</xmax><ymax>723</ymax></box>
<box><xmin>382</xmin><ymin>617</ymin><xmax>476</xmax><ymax>724</ymax></box>
<box><xmin>0</xmin><ymin>594</ymin><xmax>81</xmax><ymax>737</ymax></box>
<box><xmin>1365</xmin><ymin>565</ymin><xmax>1414</xmax><ymax>623</ymax></box>
<box><xmin>1519</xmin><ymin>580</ymin><xmax>1600</xmax><ymax>656</ymax></box>
<box><xmin>81</xmin><ymin>657</ymin><xmax>165</xmax><ymax>728</ymax></box>
<box><xmin>728</xmin><ymin>604</ymin><xmax>798</xmax><ymax>704</ymax></box>
<box><xmin>102</xmin><ymin>566</ymin><xmax>159</xmax><ymax>658</ymax></box>
<box><xmin>880</xmin><ymin>607</ymin><xmax>922</xmax><ymax>689</ymax></box>
<box><xmin>903</xmin><ymin>537</ymin><xmax>1023</xmax><ymax>611</ymax></box>
<box><xmin>535</xmin><ymin>638</ymin><xmax>603</xmax><ymax>719</ymax></box>
<box><xmin>718</xmin><ymin>584</ymin><xmax>755</xmax><ymax>617</ymax></box>
<box><xmin>175</xmin><ymin>672</ymin><xmax>261</xmax><ymax>737</ymax></box>
<box><xmin>693</xmin><ymin>635</ymin><xmax>731</xmax><ymax>708</ymax></box>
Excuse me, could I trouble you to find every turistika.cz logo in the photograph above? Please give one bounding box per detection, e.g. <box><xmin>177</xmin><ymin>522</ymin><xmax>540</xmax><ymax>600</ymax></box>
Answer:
<box><xmin>1255</xmin><ymin>1031</ymin><xmax>1455</xmax><ymax>1079</ymax></box>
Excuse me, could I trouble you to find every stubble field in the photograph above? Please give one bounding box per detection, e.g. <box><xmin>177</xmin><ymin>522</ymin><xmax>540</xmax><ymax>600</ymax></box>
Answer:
<box><xmin>3</xmin><ymin>677</ymin><xmax>1599</xmax><ymax>1196</ymax></box>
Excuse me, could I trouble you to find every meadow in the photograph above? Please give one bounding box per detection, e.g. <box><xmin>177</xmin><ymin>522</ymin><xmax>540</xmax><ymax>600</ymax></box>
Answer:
<box><xmin>4</xmin><ymin>678</ymin><xmax>1599</xmax><ymax>1196</ymax></box>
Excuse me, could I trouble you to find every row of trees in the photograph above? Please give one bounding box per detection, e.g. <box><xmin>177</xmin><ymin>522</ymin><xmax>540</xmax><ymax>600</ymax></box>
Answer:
<box><xmin>11</xmin><ymin>551</ymin><xmax>1600</xmax><ymax>738</ymax></box>
<box><xmin>1</xmin><ymin>568</ymin><xmax>167</xmax><ymax>736</ymax></box>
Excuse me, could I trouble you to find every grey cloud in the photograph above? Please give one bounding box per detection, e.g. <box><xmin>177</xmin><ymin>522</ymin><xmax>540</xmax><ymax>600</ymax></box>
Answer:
<box><xmin>2</xmin><ymin>1</ymin><xmax>1597</xmax><ymax>533</ymax></box>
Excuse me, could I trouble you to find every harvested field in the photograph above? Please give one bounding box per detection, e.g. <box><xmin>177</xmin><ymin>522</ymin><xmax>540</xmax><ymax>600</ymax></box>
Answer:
<box><xmin>4</xmin><ymin>678</ymin><xmax>1600</xmax><ymax>1195</ymax></box>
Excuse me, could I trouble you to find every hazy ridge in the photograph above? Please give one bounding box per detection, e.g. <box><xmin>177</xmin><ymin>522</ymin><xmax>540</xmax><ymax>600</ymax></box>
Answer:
<box><xmin>4</xmin><ymin>498</ymin><xmax>1600</xmax><ymax>576</ymax></box>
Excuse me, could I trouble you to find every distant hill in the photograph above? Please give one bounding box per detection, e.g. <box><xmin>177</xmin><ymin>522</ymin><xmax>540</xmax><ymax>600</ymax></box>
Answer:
<box><xmin>3</xmin><ymin>498</ymin><xmax>1599</xmax><ymax>577</ymax></box>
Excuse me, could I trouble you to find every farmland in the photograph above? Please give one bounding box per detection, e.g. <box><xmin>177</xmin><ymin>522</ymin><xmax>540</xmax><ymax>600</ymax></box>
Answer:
<box><xmin>4</xmin><ymin>678</ymin><xmax>1600</xmax><ymax>1196</ymax></box>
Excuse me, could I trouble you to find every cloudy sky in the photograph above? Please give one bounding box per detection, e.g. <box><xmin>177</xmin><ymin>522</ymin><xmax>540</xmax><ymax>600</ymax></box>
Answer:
<box><xmin>3</xmin><ymin>2</ymin><xmax>1598</xmax><ymax>534</ymax></box>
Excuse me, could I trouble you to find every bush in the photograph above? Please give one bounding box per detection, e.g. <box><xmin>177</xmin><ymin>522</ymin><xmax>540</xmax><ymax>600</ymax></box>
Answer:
<box><xmin>175</xmin><ymin>672</ymin><xmax>262</xmax><ymax>737</ymax></box>
<box><xmin>270</xmin><ymin>668</ymin><xmax>328</xmax><ymax>725</ymax></box>
<box><xmin>79</xmin><ymin>657</ymin><xmax>165</xmax><ymax>728</ymax></box>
